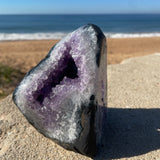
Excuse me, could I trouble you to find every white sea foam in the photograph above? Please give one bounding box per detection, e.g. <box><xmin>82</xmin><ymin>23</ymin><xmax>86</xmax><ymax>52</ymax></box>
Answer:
<box><xmin>105</xmin><ymin>32</ymin><xmax>160</xmax><ymax>38</ymax></box>
<box><xmin>1</xmin><ymin>32</ymin><xmax>160</xmax><ymax>41</ymax></box>
<box><xmin>0</xmin><ymin>32</ymin><xmax>67</xmax><ymax>41</ymax></box>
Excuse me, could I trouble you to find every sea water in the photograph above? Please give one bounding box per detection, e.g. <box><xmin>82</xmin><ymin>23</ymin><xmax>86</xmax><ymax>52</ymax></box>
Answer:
<box><xmin>0</xmin><ymin>14</ymin><xmax>160</xmax><ymax>41</ymax></box>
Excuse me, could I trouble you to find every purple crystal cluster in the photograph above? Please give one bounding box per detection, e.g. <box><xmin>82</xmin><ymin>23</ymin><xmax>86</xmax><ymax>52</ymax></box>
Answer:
<box><xmin>13</xmin><ymin>24</ymin><xmax>107</xmax><ymax>157</ymax></box>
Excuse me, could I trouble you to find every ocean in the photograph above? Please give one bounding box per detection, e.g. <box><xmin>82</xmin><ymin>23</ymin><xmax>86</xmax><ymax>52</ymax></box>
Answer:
<box><xmin>0</xmin><ymin>14</ymin><xmax>160</xmax><ymax>41</ymax></box>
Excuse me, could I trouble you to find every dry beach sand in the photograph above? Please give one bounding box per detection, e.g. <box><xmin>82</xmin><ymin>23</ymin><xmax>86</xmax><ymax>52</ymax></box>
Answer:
<box><xmin>1</xmin><ymin>37</ymin><xmax>160</xmax><ymax>99</ymax></box>
<box><xmin>1</xmin><ymin>37</ymin><xmax>160</xmax><ymax>73</ymax></box>
<box><xmin>0</xmin><ymin>37</ymin><xmax>160</xmax><ymax>159</ymax></box>
<box><xmin>1</xmin><ymin>54</ymin><xmax>160</xmax><ymax>160</ymax></box>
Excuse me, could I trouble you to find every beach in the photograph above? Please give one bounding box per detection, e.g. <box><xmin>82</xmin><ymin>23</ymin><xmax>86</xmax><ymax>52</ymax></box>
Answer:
<box><xmin>1</xmin><ymin>11</ymin><xmax>160</xmax><ymax>160</ymax></box>
<box><xmin>1</xmin><ymin>37</ymin><xmax>160</xmax><ymax>72</ymax></box>
<box><xmin>1</xmin><ymin>37</ymin><xmax>160</xmax><ymax>99</ymax></box>
<box><xmin>1</xmin><ymin>40</ymin><xmax>160</xmax><ymax>159</ymax></box>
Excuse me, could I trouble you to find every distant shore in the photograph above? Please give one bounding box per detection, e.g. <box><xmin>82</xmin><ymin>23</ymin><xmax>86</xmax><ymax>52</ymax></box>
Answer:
<box><xmin>1</xmin><ymin>37</ymin><xmax>160</xmax><ymax>100</ymax></box>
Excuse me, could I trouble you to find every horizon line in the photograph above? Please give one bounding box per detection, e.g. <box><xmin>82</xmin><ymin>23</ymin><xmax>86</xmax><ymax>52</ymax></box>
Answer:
<box><xmin>0</xmin><ymin>13</ymin><xmax>160</xmax><ymax>15</ymax></box>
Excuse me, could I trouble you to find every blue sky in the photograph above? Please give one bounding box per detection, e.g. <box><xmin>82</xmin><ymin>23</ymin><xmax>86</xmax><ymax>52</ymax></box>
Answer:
<box><xmin>0</xmin><ymin>0</ymin><xmax>160</xmax><ymax>14</ymax></box>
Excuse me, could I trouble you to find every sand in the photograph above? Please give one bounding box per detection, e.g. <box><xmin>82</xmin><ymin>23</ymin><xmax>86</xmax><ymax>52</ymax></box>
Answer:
<box><xmin>1</xmin><ymin>37</ymin><xmax>160</xmax><ymax>100</ymax></box>
<box><xmin>107</xmin><ymin>37</ymin><xmax>160</xmax><ymax>64</ymax></box>
<box><xmin>1</xmin><ymin>37</ymin><xmax>160</xmax><ymax>73</ymax></box>
<box><xmin>0</xmin><ymin>37</ymin><xmax>160</xmax><ymax>159</ymax></box>
<box><xmin>1</xmin><ymin>54</ymin><xmax>160</xmax><ymax>160</ymax></box>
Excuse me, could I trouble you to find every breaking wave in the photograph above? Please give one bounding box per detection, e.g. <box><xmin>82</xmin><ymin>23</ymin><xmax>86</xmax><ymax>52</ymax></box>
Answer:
<box><xmin>0</xmin><ymin>32</ymin><xmax>67</xmax><ymax>41</ymax></box>
<box><xmin>106</xmin><ymin>32</ymin><xmax>160</xmax><ymax>38</ymax></box>
<box><xmin>1</xmin><ymin>32</ymin><xmax>160</xmax><ymax>41</ymax></box>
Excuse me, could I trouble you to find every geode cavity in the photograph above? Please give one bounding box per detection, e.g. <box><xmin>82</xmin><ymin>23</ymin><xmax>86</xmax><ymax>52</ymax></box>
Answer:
<box><xmin>13</xmin><ymin>24</ymin><xmax>107</xmax><ymax>157</ymax></box>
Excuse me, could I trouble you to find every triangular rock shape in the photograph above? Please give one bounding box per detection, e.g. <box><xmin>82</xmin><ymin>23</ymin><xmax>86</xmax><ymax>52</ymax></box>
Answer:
<box><xmin>13</xmin><ymin>24</ymin><xmax>107</xmax><ymax>157</ymax></box>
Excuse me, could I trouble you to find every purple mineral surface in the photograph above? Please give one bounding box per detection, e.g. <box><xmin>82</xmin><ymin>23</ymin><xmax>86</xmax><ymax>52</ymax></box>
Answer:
<box><xmin>13</xmin><ymin>24</ymin><xmax>107</xmax><ymax>157</ymax></box>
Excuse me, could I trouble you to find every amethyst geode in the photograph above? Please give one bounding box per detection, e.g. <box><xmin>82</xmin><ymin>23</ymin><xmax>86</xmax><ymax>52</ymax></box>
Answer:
<box><xmin>13</xmin><ymin>24</ymin><xmax>107</xmax><ymax>157</ymax></box>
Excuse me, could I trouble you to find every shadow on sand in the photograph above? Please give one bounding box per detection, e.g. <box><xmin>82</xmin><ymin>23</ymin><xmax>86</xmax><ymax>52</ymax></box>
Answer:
<box><xmin>95</xmin><ymin>108</ymin><xmax>160</xmax><ymax>160</ymax></box>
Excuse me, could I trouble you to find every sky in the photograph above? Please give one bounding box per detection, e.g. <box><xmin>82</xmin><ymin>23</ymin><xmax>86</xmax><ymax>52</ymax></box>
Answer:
<box><xmin>0</xmin><ymin>0</ymin><xmax>160</xmax><ymax>14</ymax></box>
